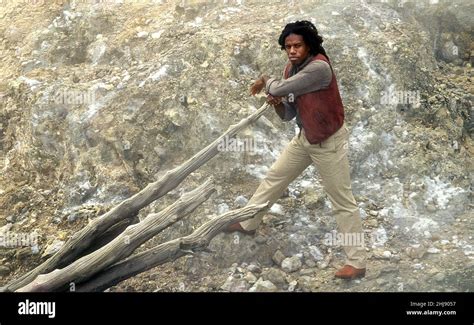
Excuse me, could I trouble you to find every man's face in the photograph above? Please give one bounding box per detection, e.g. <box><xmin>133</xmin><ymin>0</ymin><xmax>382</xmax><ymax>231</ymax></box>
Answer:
<box><xmin>284</xmin><ymin>33</ymin><xmax>310</xmax><ymax>65</ymax></box>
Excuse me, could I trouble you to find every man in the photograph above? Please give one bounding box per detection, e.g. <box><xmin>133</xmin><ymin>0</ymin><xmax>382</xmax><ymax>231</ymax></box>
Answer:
<box><xmin>226</xmin><ymin>21</ymin><xmax>366</xmax><ymax>280</ymax></box>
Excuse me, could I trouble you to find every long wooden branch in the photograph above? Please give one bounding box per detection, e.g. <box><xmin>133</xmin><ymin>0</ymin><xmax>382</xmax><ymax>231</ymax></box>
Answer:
<box><xmin>76</xmin><ymin>202</ymin><xmax>269</xmax><ymax>292</ymax></box>
<box><xmin>81</xmin><ymin>213</ymin><xmax>140</xmax><ymax>257</ymax></box>
<box><xmin>17</xmin><ymin>179</ymin><xmax>216</xmax><ymax>292</ymax></box>
<box><xmin>3</xmin><ymin>103</ymin><xmax>270</xmax><ymax>292</ymax></box>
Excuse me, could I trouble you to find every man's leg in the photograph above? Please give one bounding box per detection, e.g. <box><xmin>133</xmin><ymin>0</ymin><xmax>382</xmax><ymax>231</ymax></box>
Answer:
<box><xmin>306</xmin><ymin>125</ymin><xmax>366</xmax><ymax>269</ymax></box>
<box><xmin>240</xmin><ymin>134</ymin><xmax>312</xmax><ymax>231</ymax></box>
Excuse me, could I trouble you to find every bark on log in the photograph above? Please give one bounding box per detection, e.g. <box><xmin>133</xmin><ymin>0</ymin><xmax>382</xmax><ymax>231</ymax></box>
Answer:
<box><xmin>3</xmin><ymin>103</ymin><xmax>270</xmax><ymax>292</ymax></box>
<box><xmin>76</xmin><ymin>202</ymin><xmax>269</xmax><ymax>292</ymax></box>
<box><xmin>81</xmin><ymin>213</ymin><xmax>140</xmax><ymax>257</ymax></box>
<box><xmin>17</xmin><ymin>179</ymin><xmax>215</xmax><ymax>292</ymax></box>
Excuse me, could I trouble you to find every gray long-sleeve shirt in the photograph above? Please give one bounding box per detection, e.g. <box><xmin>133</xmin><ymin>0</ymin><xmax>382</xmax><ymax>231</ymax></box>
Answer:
<box><xmin>265</xmin><ymin>55</ymin><xmax>332</xmax><ymax>124</ymax></box>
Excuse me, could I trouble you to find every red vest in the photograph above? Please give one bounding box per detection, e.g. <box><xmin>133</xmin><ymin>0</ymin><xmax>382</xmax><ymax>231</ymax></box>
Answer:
<box><xmin>284</xmin><ymin>54</ymin><xmax>345</xmax><ymax>144</ymax></box>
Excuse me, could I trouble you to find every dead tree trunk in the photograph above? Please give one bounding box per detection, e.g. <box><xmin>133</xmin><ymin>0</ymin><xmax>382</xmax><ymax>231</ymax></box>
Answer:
<box><xmin>81</xmin><ymin>213</ymin><xmax>140</xmax><ymax>257</ymax></box>
<box><xmin>17</xmin><ymin>179</ymin><xmax>215</xmax><ymax>292</ymax></box>
<box><xmin>3</xmin><ymin>103</ymin><xmax>270</xmax><ymax>292</ymax></box>
<box><xmin>76</xmin><ymin>203</ymin><xmax>269</xmax><ymax>292</ymax></box>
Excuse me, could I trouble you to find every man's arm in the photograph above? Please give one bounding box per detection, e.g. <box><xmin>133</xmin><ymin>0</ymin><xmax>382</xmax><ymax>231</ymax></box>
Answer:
<box><xmin>265</xmin><ymin>60</ymin><xmax>332</xmax><ymax>97</ymax></box>
<box><xmin>274</xmin><ymin>98</ymin><xmax>297</xmax><ymax>121</ymax></box>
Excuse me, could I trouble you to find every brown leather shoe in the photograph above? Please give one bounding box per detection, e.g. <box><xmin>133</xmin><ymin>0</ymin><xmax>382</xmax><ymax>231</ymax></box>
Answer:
<box><xmin>334</xmin><ymin>265</ymin><xmax>366</xmax><ymax>280</ymax></box>
<box><xmin>223</xmin><ymin>222</ymin><xmax>256</xmax><ymax>235</ymax></box>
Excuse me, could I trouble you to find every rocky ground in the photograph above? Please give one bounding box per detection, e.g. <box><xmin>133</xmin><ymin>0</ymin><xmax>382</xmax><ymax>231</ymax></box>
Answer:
<box><xmin>0</xmin><ymin>0</ymin><xmax>473</xmax><ymax>292</ymax></box>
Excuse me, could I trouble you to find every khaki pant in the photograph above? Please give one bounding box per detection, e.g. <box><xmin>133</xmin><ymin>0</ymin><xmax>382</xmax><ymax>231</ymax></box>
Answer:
<box><xmin>241</xmin><ymin>124</ymin><xmax>366</xmax><ymax>269</ymax></box>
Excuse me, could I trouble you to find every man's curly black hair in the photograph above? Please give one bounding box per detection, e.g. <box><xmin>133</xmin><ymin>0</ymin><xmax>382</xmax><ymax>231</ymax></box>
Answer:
<box><xmin>278</xmin><ymin>20</ymin><xmax>329</xmax><ymax>60</ymax></box>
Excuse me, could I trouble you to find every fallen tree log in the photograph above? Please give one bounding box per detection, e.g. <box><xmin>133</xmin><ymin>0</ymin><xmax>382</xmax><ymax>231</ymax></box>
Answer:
<box><xmin>75</xmin><ymin>202</ymin><xmax>269</xmax><ymax>292</ymax></box>
<box><xmin>3</xmin><ymin>103</ymin><xmax>270</xmax><ymax>292</ymax></box>
<box><xmin>17</xmin><ymin>179</ymin><xmax>215</xmax><ymax>292</ymax></box>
